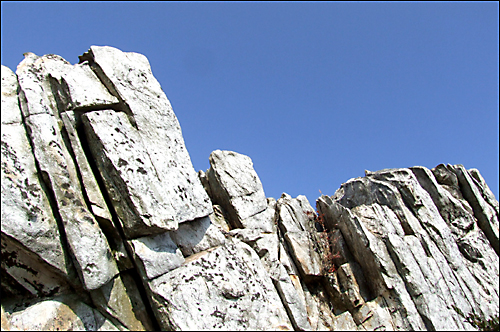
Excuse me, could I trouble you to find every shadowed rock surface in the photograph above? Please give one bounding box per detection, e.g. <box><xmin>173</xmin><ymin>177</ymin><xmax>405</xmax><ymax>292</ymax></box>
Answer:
<box><xmin>2</xmin><ymin>47</ymin><xmax>498</xmax><ymax>331</ymax></box>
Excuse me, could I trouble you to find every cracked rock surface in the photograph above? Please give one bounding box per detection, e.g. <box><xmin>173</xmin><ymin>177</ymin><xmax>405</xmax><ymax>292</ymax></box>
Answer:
<box><xmin>2</xmin><ymin>47</ymin><xmax>498</xmax><ymax>331</ymax></box>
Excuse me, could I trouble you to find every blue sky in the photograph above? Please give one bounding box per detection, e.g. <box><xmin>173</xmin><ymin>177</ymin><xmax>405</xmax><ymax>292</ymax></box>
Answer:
<box><xmin>2</xmin><ymin>2</ymin><xmax>498</xmax><ymax>204</ymax></box>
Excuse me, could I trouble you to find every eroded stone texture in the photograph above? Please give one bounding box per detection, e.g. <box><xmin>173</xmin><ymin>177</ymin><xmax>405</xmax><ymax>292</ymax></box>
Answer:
<box><xmin>15</xmin><ymin>53</ymin><xmax>119</xmax><ymax>291</ymax></box>
<box><xmin>5</xmin><ymin>295</ymin><xmax>121</xmax><ymax>331</ymax></box>
<box><xmin>320</xmin><ymin>165</ymin><xmax>499</xmax><ymax>330</ymax></box>
<box><xmin>206</xmin><ymin>150</ymin><xmax>272</xmax><ymax>231</ymax></box>
<box><xmin>148</xmin><ymin>238</ymin><xmax>293</xmax><ymax>331</ymax></box>
<box><xmin>170</xmin><ymin>216</ymin><xmax>226</xmax><ymax>257</ymax></box>
<box><xmin>79</xmin><ymin>45</ymin><xmax>212</xmax><ymax>224</ymax></box>
<box><xmin>82</xmin><ymin>110</ymin><xmax>177</xmax><ymax>239</ymax></box>
<box><xmin>2</xmin><ymin>47</ymin><xmax>499</xmax><ymax>332</ymax></box>
<box><xmin>90</xmin><ymin>274</ymin><xmax>149</xmax><ymax>331</ymax></box>
<box><xmin>130</xmin><ymin>232</ymin><xmax>185</xmax><ymax>280</ymax></box>
<box><xmin>2</xmin><ymin>65</ymin><xmax>74</xmax><ymax>295</ymax></box>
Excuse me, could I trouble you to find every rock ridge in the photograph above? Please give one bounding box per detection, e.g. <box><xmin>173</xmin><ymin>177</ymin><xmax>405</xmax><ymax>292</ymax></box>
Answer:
<box><xmin>1</xmin><ymin>46</ymin><xmax>498</xmax><ymax>331</ymax></box>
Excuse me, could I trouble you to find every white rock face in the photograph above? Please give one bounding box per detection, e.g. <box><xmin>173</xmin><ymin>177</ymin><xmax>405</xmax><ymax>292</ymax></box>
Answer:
<box><xmin>206</xmin><ymin>150</ymin><xmax>272</xmax><ymax>231</ymax></box>
<box><xmin>5</xmin><ymin>295</ymin><xmax>120</xmax><ymax>331</ymax></box>
<box><xmin>15</xmin><ymin>53</ymin><xmax>119</xmax><ymax>291</ymax></box>
<box><xmin>148</xmin><ymin>238</ymin><xmax>293</xmax><ymax>331</ymax></box>
<box><xmin>1</xmin><ymin>65</ymin><xmax>72</xmax><ymax>293</ymax></box>
<box><xmin>2</xmin><ymin>47</ymin><xmax>498</xmax><ymax>332</ymax></box>
<box><xmin>82</xmin><ymin>110</ymin><xmax>177</xmax><ymax>238</ymax></box>
<box><xmin>130</xmin><ymin>231</ymin><xmax>185</xmax><ymax>280</ymax></box>
<box><xmin>79</xmin><ymin>46</ymin><xmax>213</xmax><ymax>225</ymax></box>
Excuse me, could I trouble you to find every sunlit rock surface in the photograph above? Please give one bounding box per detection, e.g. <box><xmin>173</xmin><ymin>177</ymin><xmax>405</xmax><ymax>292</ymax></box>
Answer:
<box><xmin>1</xmin><ymin>47</ymin><xmax>498</xmax><ymax>331</ymax></box>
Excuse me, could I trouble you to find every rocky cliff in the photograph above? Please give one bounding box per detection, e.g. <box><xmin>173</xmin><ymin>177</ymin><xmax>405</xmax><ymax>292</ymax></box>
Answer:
<box><xmin>1</xmin><ymin>46</ymin><xmax>498</xmax><ymax>331</ymax></box>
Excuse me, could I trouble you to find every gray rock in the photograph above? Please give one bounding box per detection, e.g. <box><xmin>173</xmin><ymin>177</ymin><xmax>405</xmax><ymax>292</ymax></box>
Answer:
<box><xmin>5</xmin><ymin>295</ymin><xmax>121</xmax><ymax>331</ymax></box>
<box><xmin>277</xmin><ymin>193</ymin><xmax>313</xmax><ymax>233</ymax></box>
<box><xmin>331</xmin><ymin>311</ymin><xmax>358</xmax><ymax>331</ymax></box>
<box><xmin>273</xmin><ymin>264</ymin><xmax>312</xmax><ymax>331</ymax></box>
<box><xmin>284</xmin><ymin>232</ymin><xmax>322</xmax><ymax>278</ymax></box>
<box><xmin>16</xmin><ymin>53</ymin><xmax>119</xmax><ymax>291</ymax></box>
<box><xmin>130</xmin><ymin>231</ymin><xmax>185</xmax><ymax>280</ymax></box>
<box><xmin>82</xmin><ymin>110</ymin><xmax>177</xmax><ymax>239</ymax></box>
<box><xmin>370</xmin><ymin>167</ymin><xmax>498</xmax><ymax>319</ymax></box>
<box><xmin>318</xmin><ymin>197</ymin><xmax>426</xmax><ymax>330</ymax></box>
<box><xmin>209</xmin><ymin>204</ymin><xmax>232</xmax><ymax>232</ymax></box>
<box><xmin>48</xmin><ymin>61</ymin><xmax>119</xmax><ymax>111</ymax></box>
<box><xmin>468</xmin><ymin>168</ymin><xmax>499</xmax><ymax>215</ymax></box>
<box><xmin>3</xmin><ymin>47</ymin><xmax>499</xmax><ymax>332</ymax></box>
<box><xmin>90</xmin><ymin>273</ymin><xmax>148</xmax><ymax>331</ymax></box>
<box><xmin>206</xmin><ymin>150</ymin><xmax>270</xmax><ymax>230</ymax></box>
<box><xmin>453</xmin><ymin>164</ymin><xmax>499</xmax><ymax>254</ymax></box>
<box><xmin>2</xmin><ymin>66</ymin><xmax>72</xmax><ymax>289</ymax></box>
<box><xmin>170</xmin><ymin>216</ymin><xmax>226</xmax><ymax>257</ymax></box>
<box><xmin>1</xmin><ymin>234</ymin><xmax>74</xmax><ymax>297</ymax></box>
<box><xmin>148</xmin><ymin>237</ymin><xmax>293</xmax><ymax>330</ymax></box>
<box><xmin>352</xmin><ymin>296</ymin><xmax>395</xmax><ymax>331</ymax></box>
<box><xmin>79</xmin><ymin>46</ymin><xmax>212</xmax><ymax>224</ymax></box>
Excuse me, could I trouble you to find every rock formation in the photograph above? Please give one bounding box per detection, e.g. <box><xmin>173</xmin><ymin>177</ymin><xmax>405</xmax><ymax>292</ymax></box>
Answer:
<box><xmin>1</xmin><ymin>46</ymin><xmax>498</xmax><ymax>331</ymax></box>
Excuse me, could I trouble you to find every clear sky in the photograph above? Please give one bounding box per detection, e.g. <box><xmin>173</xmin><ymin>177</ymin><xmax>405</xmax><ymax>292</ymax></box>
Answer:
<box><xmin>2</xmin><ymin>2</ymin><xmax>499</xmax><ymax>205</ymax></box>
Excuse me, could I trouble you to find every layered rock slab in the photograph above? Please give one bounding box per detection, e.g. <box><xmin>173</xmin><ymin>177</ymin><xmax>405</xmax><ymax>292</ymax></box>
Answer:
<box><xmin>15</xmin><ymin>53</ymin><xmax>119</xmax><ymax>291</ymax></box>
<box><xmin>148</xmin><ymin>238</ymin><xmax>293</xmax><ymax>331</ymax></box>
<box><xmin>79</xmin><ymin>45</ymin><xmax>212</xmax><ymax>226</ymax></box>
<box><xmin>319</xmin><ymin>165</ymin><xmax>499</xmax><ymax>330</ymax></box>
<box><xmin>1</xmin><ymin>65</ymin><xmax>75</xmax><ymax>296</ymax></box>
<box><xmin>206</xmin><ymin>150</ymin><xmax>274</xmax><ymax>232</ymax></box>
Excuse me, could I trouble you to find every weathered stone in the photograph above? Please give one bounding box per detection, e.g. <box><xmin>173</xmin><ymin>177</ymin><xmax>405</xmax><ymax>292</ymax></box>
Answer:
<box><xmin>1</xmin><ymin>305</ymin><xmax>10</xmax><ymax>331</ymax></box>
<box><xmin>79</xmin><ymin>46</ymin><xmax>212</xmax><ymax>224</ymax></box>
<box><xmin>331</xmin><ymin>311</ymin><xmax>358</xmax><ymax>331</ymax></box>
<box><xmin>148</xmin><ymin>238</ymin><xmax>293</xmax><ymax>330</ymax></box>
<box><xmin>60</xmin><ymin>110</ymin><xmax>133</xmax><ymax>271</ymax></box>
<box><xmin>318</xmin><ymin>197</ymin><xmax>426</xmax><ymax>330</ymax></box>
<box><xmin>454</xmin><ymin>164</ymin><xmax>499</xmax><ymax>254</ymax></box>
<box><xmin>90</xmin><ymin>274</ymin><xmax>148</xmax><ymax>331</ymax></box>
<box><xmin>352</xmin><ymin>296</ymin><xmax>395</xmax><ymax>330</ymax></box>
<box><xmin>118</xmin><ymin>271</ymin><xmax>156</xmax><ymax>331</ymax></box>
<box><xmin>82</xmin><ymin>110</ymin><xmax>177</xmax><ymax>239</ymax></box>
<box><xmin>468</xmin><ymin>168</ymin><xmax>499</xmax><ymax>215</ymax></box>
<box><xmin>16</xmin><ymin>53</ymin><xmax>119</xmax><ymax>291</ymax></box>
<box><xmin>59</xmin><ymin>111</ymin><xmax>112</xmax><ymax>221</ymax></box>
<box><xmin>431</xmin><ymin>163</ymin><xmax>464</xmax><ymax>200</ymax></box>
<box><xmin>3</xmin><ymin>47</ymin><xmax>499</xmax><ymax>332</ymax></box>
<box><xmin>5</xmin><ymin>295</ymin><xmax>121</xmax><ymax>331</ymax></box>
<box><xmin>48</xmin><ymin>61</ymin><xmax>119</xmax><ymax>112</ymax></box>
<box><xmin>385</xmin><ymin>233</ymin><xmax>459</xmax><ymax>330</ymax></box>
<box><xmin>273</xmin><ymin>264</ymin><xmax>311</xmax><ymax>331</ymax></box>
<box><xmin>277</xmin><ymin>193</ymin><xmax>313</xmax><ymax>233</ymax></box>
<box><xmin>170</xmin><ymin>216</ymin><xmax>226</xmax><ymax>257</ymax></box>
<box><xmin>411</xmin><ymin>166</ymin><xmax>475</xmax><ymax>238</ymax></box>
<box><xmin>130</xmin><ymin>232</ymin><xmax>184</xmax><ymax>280</ymax></box>
<box><xmin>284</xmin><ymin>232</ymin><xmax>322</xmax><ymax>278</ymax></box>
<box><xmin>209</xmin><ymin>204</ymin><xmax>232</xmax><ymax>233</ymax></box>
<box><xmin>301</xmin><ymin>283</ymin><xmax>338</xmax><ymax>330</ymax></box>
<box><xmin>1</xmin><ymin>234</ymin><xmax>74</xmax><ymax>298</ymax></box>
<box><xmin>369</xmin><ymin>167</ymin><xmax>498</xmax><ymax>319</ymax></box>
<box><xmin>2</xmin><ymin>66</ymin><xmax>72</xmax><ymax>290</ymax></box>
<box><xmin>206</xmin><ymin>150</ymin><xmax>270</xmax><ymax>230</ymax></box>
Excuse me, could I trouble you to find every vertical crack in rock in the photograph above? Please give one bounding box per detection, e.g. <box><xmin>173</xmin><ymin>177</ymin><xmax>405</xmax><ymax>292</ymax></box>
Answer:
<box><xmin>75</xmin><ymin>115</ymin><xmax>162</xmax><ymax>331</ymax></box>
<box><xmin>79</xmin><ymin>46</ymin><xmax>212</xmax><ymax>226</ymax></box>
<box><xmin>1</xmin><ymin>65</ymin><xmax>82</xmax><ymax>297</ymax></box>
<box><xmin>3</xmin><ymin>48</ymin><xmax>499</xmax><ymax>331</ymax></box>
<box><xmin>14</xmin><ymin>53</ymin><xmax>119</xmax><ymax>292</ymax></box>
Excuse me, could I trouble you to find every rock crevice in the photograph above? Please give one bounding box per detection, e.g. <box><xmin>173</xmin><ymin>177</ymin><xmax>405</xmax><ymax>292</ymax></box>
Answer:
<box><xmin>2</xmin><ymin>47</ymin><xmax>498</xmax><ymax>331</ymax></box>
